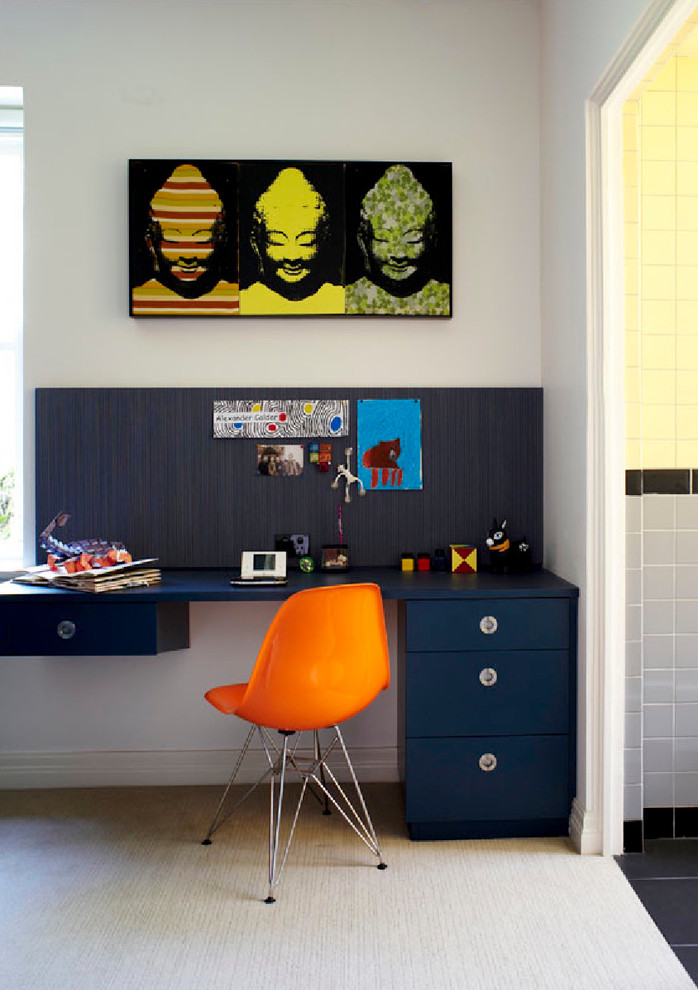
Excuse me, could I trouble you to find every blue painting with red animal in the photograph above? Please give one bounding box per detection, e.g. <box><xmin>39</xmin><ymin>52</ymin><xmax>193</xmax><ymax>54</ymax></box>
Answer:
<box><xmin>356</xmin><ymin>399</ymin><xmax>423</xmax><ymax>491</ymax></box>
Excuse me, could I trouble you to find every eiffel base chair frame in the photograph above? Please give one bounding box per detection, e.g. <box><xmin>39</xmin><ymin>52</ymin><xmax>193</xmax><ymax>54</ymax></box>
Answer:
<box><xmin>201</xmin><ymin>724</ymin><xmax>387</xmax><ymax>903</ymax></box>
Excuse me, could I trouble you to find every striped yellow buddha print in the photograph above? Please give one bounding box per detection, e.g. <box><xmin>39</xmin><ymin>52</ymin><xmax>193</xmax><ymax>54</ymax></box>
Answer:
<box><xmin>132</xmin><ymin>164</ymin><xmax>239</xmax><ymax>316</ymax></box>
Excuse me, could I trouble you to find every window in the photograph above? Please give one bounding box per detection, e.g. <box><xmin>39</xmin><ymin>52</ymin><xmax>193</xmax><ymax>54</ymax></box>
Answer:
<box><xmin>0</xmin><ymin>88</ymin><xmax>23</xmax><ymax>567</ymax></box>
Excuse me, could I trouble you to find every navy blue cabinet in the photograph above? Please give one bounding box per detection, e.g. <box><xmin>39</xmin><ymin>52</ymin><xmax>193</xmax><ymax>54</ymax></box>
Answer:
<box><xmin>399</xmin><ymin>590</ymin><xmax>577</xmax><ymax>840</ymax></box>
<box><xmin>0</xmin><ymin>600</ymin><xmax>189</xmax><ymax>656</ymax></box>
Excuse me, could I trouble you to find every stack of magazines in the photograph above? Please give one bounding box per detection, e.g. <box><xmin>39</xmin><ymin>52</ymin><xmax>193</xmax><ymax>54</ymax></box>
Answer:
<box><xmin>13</xmin><ymin>558</ymin><xmax>161</xmax><ymax>593</ymax></box>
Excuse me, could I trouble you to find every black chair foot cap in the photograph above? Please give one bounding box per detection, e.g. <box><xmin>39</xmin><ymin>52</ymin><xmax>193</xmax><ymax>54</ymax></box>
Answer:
<box><xmin>322</xmin><ymin>809</ymin><xmax>332</xmax><ymax>816</ymax></box>
<box><xmin>377</xmin><ymin>862</ymin><xmax>388</xmax><ymax>870</ymax></box>
<box><xmin>264</xmin><ymin>896</ymin><xmax>276</xmax><ymax>904</ymax></box>
<box><xmin>201</xmin><ymin>839</ymin><xmax>212</xmax><ymax>845</ymax></box>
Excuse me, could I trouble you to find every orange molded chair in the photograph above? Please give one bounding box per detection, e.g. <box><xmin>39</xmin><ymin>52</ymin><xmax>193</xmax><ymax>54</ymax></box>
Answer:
<box><xmin>201</xmin><ymin>582</ymin><xmax>390</xmax><ymax>902</ymax></box>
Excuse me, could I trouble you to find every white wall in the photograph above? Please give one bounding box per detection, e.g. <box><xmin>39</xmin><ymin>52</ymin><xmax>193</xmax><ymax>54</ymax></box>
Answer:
<box><xmin>0</xmin><ymin>0</ymin><xmax>543</xmax><ymax>784</ymax></box>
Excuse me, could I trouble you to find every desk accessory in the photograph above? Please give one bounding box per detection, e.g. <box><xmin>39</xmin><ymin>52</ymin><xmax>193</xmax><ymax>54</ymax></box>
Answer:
<box><xmin>239</xmin><ymin>550</ymin><xmax>287</xmax><ymax>581</ymax></box>
<box><xmin>309</xmin><ymin>442</ymin><xmax>332</xmax><ymax>472</ymax></box>
<box><xmin>39</xmin><ymin>510</ymin><xmax>131</xmax><ymax>568</ymax></box>
<box><xmin>322</xmin><ymin>505</ymin><xmax>349</xmax><ymax>570</ymax></box>
<box><xmin>299</xmin><ymin>555</ymin><xmax>315</xmax><ymax>573</ymax></box>
<box><xmin>485</xmin><ymin>518</ymin><xmax>532</xmax><ymax>573</ymax></box>
<box><xmin>433</xmin><ymin>548</ymin><xmax>447</xmax><ymax>571</ymax></box>
<box><xmin>417</xmin><ymin>553</ymin><xmax>431</xmax><ymax>571</ymax></box>
<box><xmin>401</xmin><ymin>554</ymin><xmax>415</xmax><ymax>572</ymax></box>
<box><xmin>450</xmin><ymin>545</ymin><xmax>477</xmax><ymax>573</ymax></box>
<box><xmin>332</xmin><ymin>447</ymin><xmax>365</xmax><ymax>502</ymax></box>
<box><xmin>321</xmin><ymin>545</ymin><xmax>349</xmax><ymax>570</ymax></box>
<box><xmin>230</xmin><ymin>577</ymin><xmax>288</xmax><ymax>586</ymax></box>
<box><xmin>14</xmin><ymin>557</ymin><xmax>161</xmax><ymax>593</ymax></box>
<box><xmin>275</xmin><ymin>534</ymin><xmax>310</xmax><ymax>562</ymax></box>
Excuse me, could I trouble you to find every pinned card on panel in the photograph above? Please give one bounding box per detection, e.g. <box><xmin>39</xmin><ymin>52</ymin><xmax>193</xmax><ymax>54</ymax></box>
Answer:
<box><xmin>356</xmin><ymin>398</ymin><xmax>423</xmax><ymax>491</ymax></box>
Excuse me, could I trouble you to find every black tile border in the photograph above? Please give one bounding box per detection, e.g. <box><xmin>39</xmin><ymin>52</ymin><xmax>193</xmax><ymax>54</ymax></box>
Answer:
<box><xmin>626</xmin><ymin>470</ymin><xmax>642</xmax><ymax>496</ymax></box>
<box><xmin>624</xmin><ymin>819</ymin><xmax>644</xmax><ymax>852</ymax></box>
<box><xmin>644</xmin><ymin>469</ymin><xmax>691</xmax><ymax>494</ymax></box>
<box><xmin>626</xmin><ymin>810</ymin><xmax>698</xmax><ymax>842</ymax></box>
<box><xmin>625</xmin><ymin>469</ymin><xmax>696</xmax><ymax>495</ymax></box>
<box><xmin>677</xmin><ymin>807</ymin><xmax>698</xmax><ymax>838</ymax></box>
<box><xmin>644</xmin><ymin>807</ymin><xmax>675</xmax><ymax>839</ymax></box>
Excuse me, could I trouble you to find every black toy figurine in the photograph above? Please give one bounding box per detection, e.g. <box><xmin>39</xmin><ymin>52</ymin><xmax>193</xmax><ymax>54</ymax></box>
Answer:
<box><xmin>486</xmin><ymin>518</ymin><xmax>532</xmax><ymax>574</ymax></box>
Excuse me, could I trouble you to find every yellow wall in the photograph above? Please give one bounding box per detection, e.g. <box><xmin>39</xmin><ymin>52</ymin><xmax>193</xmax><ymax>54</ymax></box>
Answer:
<box><xmin>624</xmin><ymin>54</ymin><xmax>698</xmax><ymax>469</ymax></box>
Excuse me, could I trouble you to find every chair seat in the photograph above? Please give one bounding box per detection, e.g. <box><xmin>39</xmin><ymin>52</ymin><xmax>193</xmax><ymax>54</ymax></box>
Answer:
<box><xmin>205</xmin><ymin>682</ymin><xmax>248</xmax><ymax>715</ymax></box>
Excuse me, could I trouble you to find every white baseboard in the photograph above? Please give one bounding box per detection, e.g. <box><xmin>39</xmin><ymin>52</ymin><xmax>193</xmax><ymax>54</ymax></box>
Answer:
<box><xmin>569</xmin><ymin>797</ymin><xmax>603</xmax><ymax>855</ymax></box>
<box><xmin>0</xmin><ymin>746</ymin><xmax>401</xmax><ymax>789</ymax></box>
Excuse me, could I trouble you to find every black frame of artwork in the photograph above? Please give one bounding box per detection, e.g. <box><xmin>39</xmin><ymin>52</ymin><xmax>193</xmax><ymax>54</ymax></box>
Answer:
<box><xmin>129</xmin><ymin>159</ymin><xmax>452</xmax><ymax>318</ymax></box>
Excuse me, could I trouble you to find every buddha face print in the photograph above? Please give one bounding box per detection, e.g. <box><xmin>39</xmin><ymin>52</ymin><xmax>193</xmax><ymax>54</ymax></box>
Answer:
<box><xmin>145</xmin><ymin>164</ymin><xmax>227</xmax><ymax>298</ymax></box>
<box><xmin>250</xmin><ymin>167</ymin><xmax>331</xmax><ymax>301</ymax></box>
<box><xmin>358</xmin><ymin>165</ymin><xmax>437</xmax><ymax>298</ymax></box>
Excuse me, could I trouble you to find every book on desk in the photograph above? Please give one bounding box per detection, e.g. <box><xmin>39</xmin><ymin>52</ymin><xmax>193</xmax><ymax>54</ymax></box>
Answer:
<box><xmin>12</xmin><ymin>558</ymin><xmax>161</xmax><ymax>593</ymax></box>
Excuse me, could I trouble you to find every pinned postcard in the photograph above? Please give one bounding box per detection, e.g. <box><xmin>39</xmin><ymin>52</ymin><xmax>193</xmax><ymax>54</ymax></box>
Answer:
<box><xmin>257</xmin><ymin>445</ymin><xmax>304</xmax><ymax>476</ymax></box>
<box><xmin>213</xmin><ymin>399</ymin><xmax>348</xmax><ymax>438</ymax></box>
<box><xmin>356</xmin><ymin>399</ymin><xmax>423</xmax><ymax>491</ymax></box>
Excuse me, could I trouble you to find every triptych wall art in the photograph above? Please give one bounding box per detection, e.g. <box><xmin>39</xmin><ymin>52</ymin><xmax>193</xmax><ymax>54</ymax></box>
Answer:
<box><xmin>128</xmin><ymin>160</ymin><xmax>452</xmax><ymax>318</ymax></box>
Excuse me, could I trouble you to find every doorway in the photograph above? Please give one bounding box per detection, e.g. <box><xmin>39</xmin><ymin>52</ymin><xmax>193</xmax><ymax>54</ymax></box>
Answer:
<box><xmin>587</xmin><ymin>0</ymin><xmax>698</xmax><ymax>854</ymax></box>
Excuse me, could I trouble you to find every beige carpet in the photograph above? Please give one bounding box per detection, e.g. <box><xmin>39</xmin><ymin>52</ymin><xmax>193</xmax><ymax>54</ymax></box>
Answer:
<box><xmin>0</xmin><ymin>784</ymin><xmax>693</xmax><ymax>990</ymax></box>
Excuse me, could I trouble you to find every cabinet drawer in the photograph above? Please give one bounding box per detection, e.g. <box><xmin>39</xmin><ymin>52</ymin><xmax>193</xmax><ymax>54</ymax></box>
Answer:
<box><xmin>405</xmin><ymin>735</ymin><xmax>571</xmax><ymax>823</ymax></box>
<box><xmin>0</xmin><ymin>601</ymin><xmax>189</xmax><ymax>656</ymax></box>
<box><xmin>405</xmin><ymin>599</ymin><xmax>569</xmax><ymax>652</ymax></box>
<box><xmin>405</xmin><ymin>650</ymin><xmax>569</xmax><ymax>737</ymax></box>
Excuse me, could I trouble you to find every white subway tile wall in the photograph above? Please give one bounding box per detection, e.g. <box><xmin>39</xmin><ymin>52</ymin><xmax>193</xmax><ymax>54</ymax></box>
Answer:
<box><xmin>625</xmin><ymin>494</ymin><xmax>698</xmax><ymax>819</ymax></box>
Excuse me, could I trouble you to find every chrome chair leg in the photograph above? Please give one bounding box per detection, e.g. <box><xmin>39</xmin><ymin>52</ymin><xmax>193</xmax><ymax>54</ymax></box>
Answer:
<box><xmin>311</xmin><ymin>725</ymin><xmax>386</xmax><ymax>869</ymax></box>
<box><xmin>265</xmin><ymin>731</ymin><xmax>309</xmax><ymax>903</ymax></box>
<box><xmin>205</xmin><ymin>725</ymin><xmax>386</xmax><ymax>902</ymax></box>
<box><xmin>201</xmin><ymin>725</ymin><xmax>266</xmax><ymax>844</ymax></box>
<box><xmin>314</xmin><ymin>729</ymin><xmax>331</xmax><ymax>815</ymax></box>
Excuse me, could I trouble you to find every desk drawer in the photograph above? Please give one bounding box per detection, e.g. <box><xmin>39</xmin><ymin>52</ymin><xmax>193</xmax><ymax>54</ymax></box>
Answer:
<box><xmin>405</xmin><ymin>650</ymin><xmax>569</xmax><ymax>737</ymax></box>
<box><xmin>405</xmin><ymin>599</ymin><xmax>569</xmax><ymax>652</ymax></box>
<box><xmin>405</xmin><ymin>735</ymin><xmax>571</xmax><ymax>823</ymax></box>
<box><xmin>0</xmin><ymin>601</ymin><xmax>189</xmax><ymax>656</ymax></box>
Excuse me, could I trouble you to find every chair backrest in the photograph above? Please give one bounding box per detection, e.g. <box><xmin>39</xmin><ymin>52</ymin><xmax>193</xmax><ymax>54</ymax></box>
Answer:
<box><xmin>235</xmin><ymin>583</ymin><xmax>390</xmax><ymax>731</ymax></box>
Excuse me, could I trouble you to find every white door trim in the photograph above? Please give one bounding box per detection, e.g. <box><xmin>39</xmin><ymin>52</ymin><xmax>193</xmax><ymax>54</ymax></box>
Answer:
<box><xmin>585</xmin><ymin>0</ymin><xmax>696</xmax><ymax>855</ymax></box>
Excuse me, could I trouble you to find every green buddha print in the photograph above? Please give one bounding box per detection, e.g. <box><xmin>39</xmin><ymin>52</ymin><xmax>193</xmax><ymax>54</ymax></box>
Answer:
<box><xmin>345</xmin><ymin>165</ymin><xmax>450</xmax><ymax>316</ymax></box>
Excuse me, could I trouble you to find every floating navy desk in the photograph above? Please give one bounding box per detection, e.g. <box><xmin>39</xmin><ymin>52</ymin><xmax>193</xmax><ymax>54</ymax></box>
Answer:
<box><xmin>0</xmin><ymin>567</ymin><xmax>578</xmax><ymax>841</ymax></box>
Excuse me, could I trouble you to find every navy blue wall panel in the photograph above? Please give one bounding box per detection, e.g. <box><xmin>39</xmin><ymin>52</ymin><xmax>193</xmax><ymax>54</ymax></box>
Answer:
<box><xmin>35</xmin><ymin>387</ymin><xmax>543</xmax><ymax>568</ymax></box>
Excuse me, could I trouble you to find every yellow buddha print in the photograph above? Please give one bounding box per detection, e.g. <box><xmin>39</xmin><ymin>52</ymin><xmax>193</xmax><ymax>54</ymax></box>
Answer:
<box><xmin>240</xmin><ymin>167</ymin><xmax>344</xmax><ymax>316</ymax></box>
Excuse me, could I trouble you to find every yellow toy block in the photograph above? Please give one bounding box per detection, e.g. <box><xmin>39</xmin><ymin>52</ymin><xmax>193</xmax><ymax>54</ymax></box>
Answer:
<box><xmin>450</xmin><ymin>544</ymin><xmax>477</xmax><ymax>573</ymax></box>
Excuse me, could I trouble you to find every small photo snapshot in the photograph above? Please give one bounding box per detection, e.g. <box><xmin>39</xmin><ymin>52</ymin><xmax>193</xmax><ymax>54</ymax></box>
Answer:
<box><xmin>257</xmin><ymin>444</ymin><xmax>304</xmax><ymax>476</ymax></box>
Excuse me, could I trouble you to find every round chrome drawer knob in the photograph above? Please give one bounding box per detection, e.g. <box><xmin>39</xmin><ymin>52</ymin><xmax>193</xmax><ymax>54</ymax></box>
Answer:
<box><xmin>479</xmin><ymin>667</ymin><xmax>498</xmax><ymax>687</ymax></box>
<box><xmin>479</xmin><ymin>615</ymin><xmax>498</xmax><ymax>635</ymax></box>
<box><xmin>57</xmin><ymin>620</ymin><xmax>76</xmax><ymax>640</ymax></box>
<box><xmin>478</xmin><ymin>753</ymin><xmax>498</xmax><ymax>772</ymax></box>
